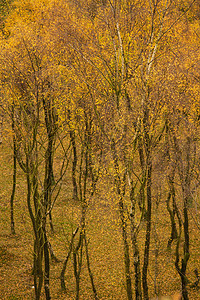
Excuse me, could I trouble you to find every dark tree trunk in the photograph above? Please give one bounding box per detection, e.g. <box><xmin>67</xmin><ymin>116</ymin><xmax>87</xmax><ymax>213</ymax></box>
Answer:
<box><xmin>10</xmin><ymin>135</ymin><xmax>17</xmax><ymax>234</ymax></box>
<box><xmin>43</xmin><ymin>96</ymin><xmax>57</xmax><ymax>233</ymax></box>
<box><xmin>111</xmin><ymin>139</ymin><xmax>133</xmax><ymax>300</ymax></box>
<box><xmin>60</xmin><ymin>227</ymin><xmax>79</xmax><ymax>291</ymax></box>
<box><xmin>70</xmin><ymin>129</ymin><xmax>78</xmax><ymax>200</ymax></box>
<box><xmin>130</xmin><ymin>186</ymin><xmax>142</xmax><ymax>300</ymax></box>
<box><xmin>44</xmin><ymin>230</ymin><xmax>51</xmax><ymax>300</ymax></box>
<box><xmin>84</xmin><ymin>234</ymin><xmax>98</xmax><ymax>300</ymax></box>
<box><xmin>142</xmin><ymin>161</ymin><xmax>152</xmax><ymax>300</ymax></box>
<box><xmin>167</xmin><ymin>175</ymin><xmax>178</xmax><ymax>250</ymax></box>
<box><xmin>10</xmin><ymin>104</ymin><xmax>17</xmax><ymax>234</ymax></box>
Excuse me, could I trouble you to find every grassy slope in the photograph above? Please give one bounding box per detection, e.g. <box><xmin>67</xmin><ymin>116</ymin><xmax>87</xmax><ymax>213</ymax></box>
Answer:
<box><xmin>0</xmin><ymin>139</ymin><xmax>200</xmax><ymax>299</ymax></box>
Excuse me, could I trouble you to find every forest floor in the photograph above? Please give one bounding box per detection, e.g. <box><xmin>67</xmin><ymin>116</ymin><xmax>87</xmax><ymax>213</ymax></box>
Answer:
<box><xmin>0</xmin><ymin>140</ymin><xmax>200</xmax><ymax>300</ymax></box>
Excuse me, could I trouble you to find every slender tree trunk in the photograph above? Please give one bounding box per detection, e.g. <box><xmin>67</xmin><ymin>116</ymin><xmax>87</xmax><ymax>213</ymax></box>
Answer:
<box><xmin>43</xmin><ymin>141</ymin><xmax>53</xmax><ymax>299</ymax></box>
<box><xmin>60</xmin><ymin>227</ymin><xmax>79</xmax><ymax>291</ymax></box>
<box><xmin>172</xmin><ymin>133</ymin><xmax>191</xmax><ymax>300</ymax></box>
<box><xmin>138</xmin><ymin>136</ymin><xmax>146</xmax><ymax>212</ymax></box>
<box><xmin>119</xmin><ymin>196</ymin><xmax>133</xmax><ymax>300</ymax></box>
<box><xmin>73</xmin><ymin>229</ymin><xmax>84</xmax><ymax>300</ymax></box>
<box><xmin>130</xmin><ymin>187</ymin><xmax>142</xmax><ymax>300</ymax></box>
<box><xmin>84</xmin><ymin>234</ymin><xmax>98</xmax><ymax>300</ymax></box>
<box><xmin>10</xmin><ymin>135</ymin><xmax>17</xmax><ymax>234</ymax></box>
<box><xmin>68</xmin><ymin>108</ymin><xmax>78</xmax><ymax>201</ymax></box>
<box><xmin>44</xmin><ymin>230</ymin><xmax>51</xmax><ymax>300</ymax></box>
<box><xmin>70</xmin><ymin>129</ymin><xmax>78</xmax><ymax>200</ymax></box>
<box><xmin>180</xmin><ymin>190</ymin><xmax>190</xmax><ymax>300</ymax></box>
<box><xmin>142</xmin><ymin>161</ymin><xmax>152</xmax><ymax>300</ymax></box>
<box><xmin>43</xmin><ymin>96</ymin><xmax>56</xmax><ymax>233</ymax></box>
<box><xmin>46</xmin><ymin>135</ymin><xmax>54</xmax><ymax>232</ymax></box>
<box><xmin>167</xmin><ymin>175</ymin><xmax>178</xmax><ymax>250</ymax></box>
<box><xmin>10</xmin><ymin>104</ymin><xmax>17</xmax><ymax>234</ymax></box>
<box><xmin>111</xmin><ymin>139</ymin><xmax>133</xmax><ymax>300</ymax></box>
<box><xmin>131</xmin><ymin>226</ymin><xmax>142</xmax><ymax>300</ymax></box>
<box><xmin>35</xmin><ymin>236</ymin><xmax>44</xmax><ymax>300</ymax></box>
<box><xmin>28</xmin><ymin>168</ymin><xmax>44</xmax><ymax>300</ymax></box>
